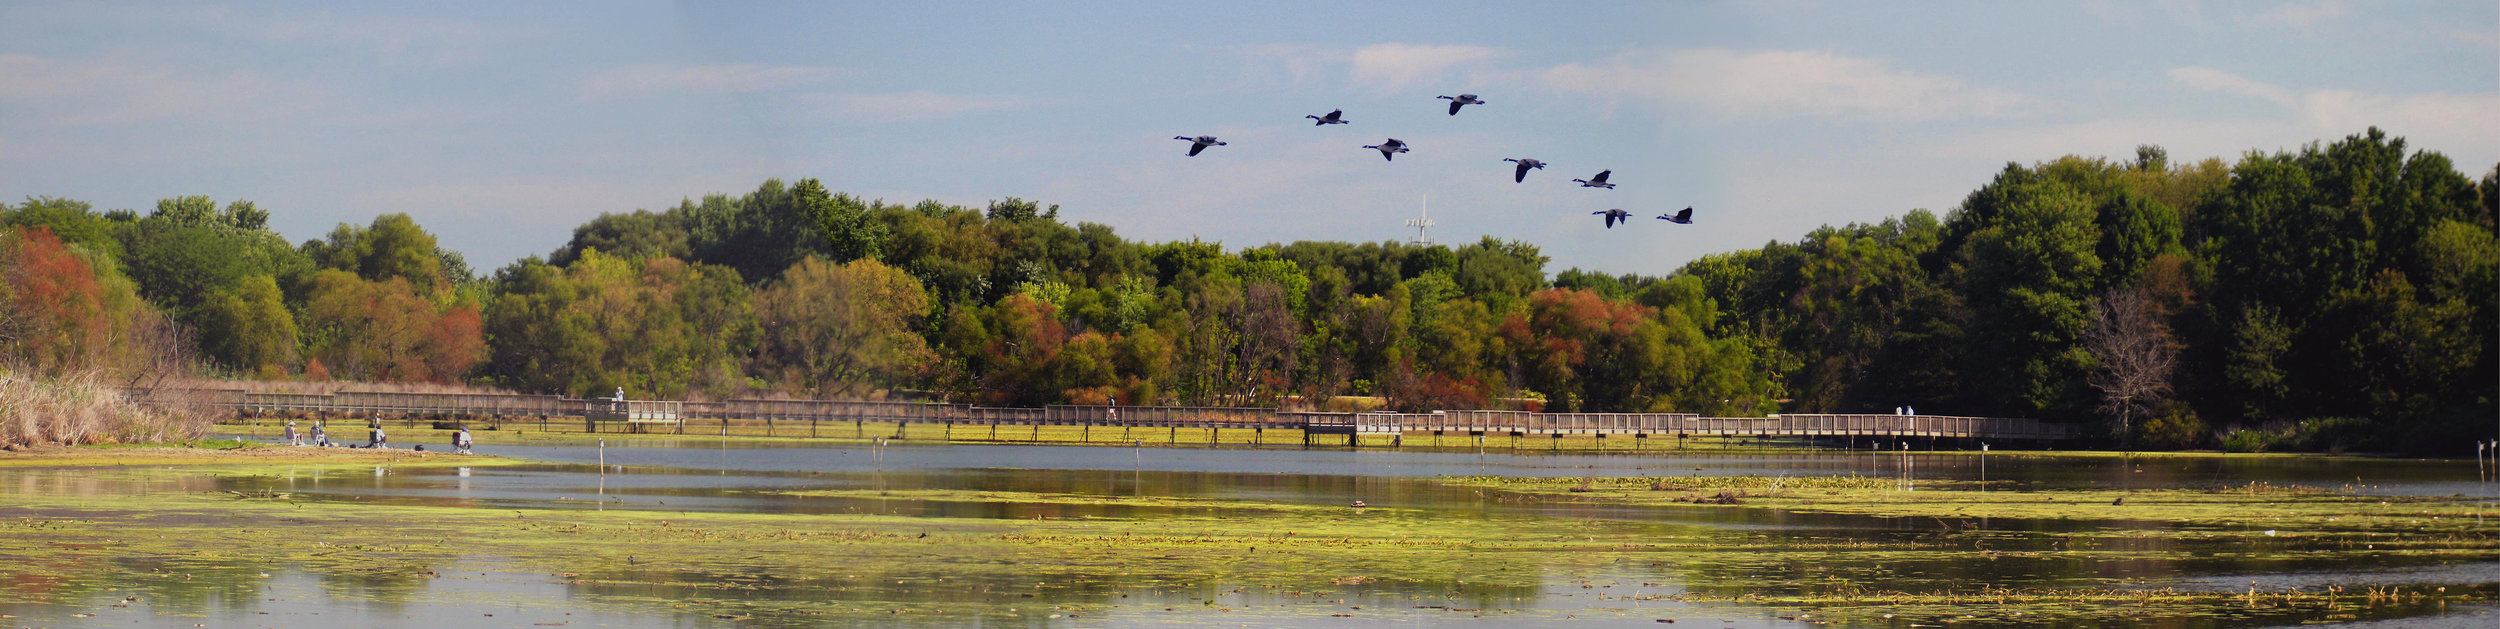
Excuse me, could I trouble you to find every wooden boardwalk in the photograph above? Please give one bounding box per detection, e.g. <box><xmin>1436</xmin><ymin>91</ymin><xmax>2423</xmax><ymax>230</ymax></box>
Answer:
<box><xmin>117</xmin><ymin>388</ymin><xmax>2080</xmax><ymax>444</ymax></box>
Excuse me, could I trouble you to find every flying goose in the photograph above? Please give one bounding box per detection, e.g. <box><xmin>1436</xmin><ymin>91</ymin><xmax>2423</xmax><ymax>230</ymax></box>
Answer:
<box><xmin>1437</xmin><ymin>93</ymin><xmax>1485</xmax><ymax>116</ymax></box>
<box><xmin>1593</xmin><ymin>209</ymin><xmax>1633</xmax><ymax>228</ymax></box>
<box><xmin>1657</xmin><ymin>207</ymin><xmax>1693</xmax><ymax>224</ymax></box>
<box><xmin>1306</xmin><ymin>109</ymin><xmax>1348</xmax><ymax>125</ymax></box>
<box><xmin>1502</xmin><ymin>158</ymin><xmax>1546</xmax><ymax>183</ymax></box>
<box><xmin>1363</xmin><ymin>138</ymin><xmax>1409</xmax><ymax>161</ymax></box>
<box><xmin>1574</xmin><ymin>170</ymin><xmax>1615</xmax><ymax>189</ymax></box>
<box><xmin>1175</xmin><ymin>135</ymin><xmax>1226</xmax><ymax>157</ymax></box>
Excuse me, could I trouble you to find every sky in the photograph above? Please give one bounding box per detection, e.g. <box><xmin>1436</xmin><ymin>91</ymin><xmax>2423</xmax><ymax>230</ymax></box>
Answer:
<box><xmin>4</xmin><ymin>1</ymin><xmax>2495</xmax><ymax>277</ymax></box>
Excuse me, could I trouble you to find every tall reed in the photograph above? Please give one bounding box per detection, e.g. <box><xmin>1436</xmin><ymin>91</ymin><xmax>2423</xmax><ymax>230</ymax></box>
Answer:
<box><xmin>1</xmin><ymin>370</ymin><xmax>212</xmax><ymax>449</ymax></box>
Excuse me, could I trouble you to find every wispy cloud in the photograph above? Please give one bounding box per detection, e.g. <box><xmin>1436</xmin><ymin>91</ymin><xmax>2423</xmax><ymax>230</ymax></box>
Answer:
<box><xmin>2253</xmin><ymin>0</ymin><xmax>2347</xmax><ymax>30</ymax></box>
<box><xmin>1541</xmin><ymin>49</ymin><xmax>2032</xmax><ymax>122</ymax></box>
<box><xmin>2167</xmin><ymin>66</ymin><xmax>2500</xmax><ymax>149</ymax></box>
<box><xmin>32</xmin><ymin>4</ymin><xmax>508</xmax><ymax>65</ymax></box>
<box><xmin>583</xmin><ymin>64</ymin><xmax>844</xmax><ymax>97</ymax></box>
<box><xmin>2297</xmin><ymin>89</ymin><xmax>2500</xmax><ymax>148</ymax></box>
<box><xmin>810</xmin><ymin>91</ymin><xmax>1028</xmax><ymax>122</ymax></box>
<box><xmin>1348</xmin><ymin>43</ymin><xmax>1503</xmax><ymax>91</ymax></box>
<box><xmin>1229</xmin><ymin>43</ymin><xmax>1349</xmax><ymax>85</ymax></box>
<box><xmin>0</xmin><ymin>54</ymin><xmax>330</xmax><ymax>126</ymax></box>
<box><xmin>2168</xmin><ymin>66</ymin><xmax>2298</xmax><ymax>108</ymax></box>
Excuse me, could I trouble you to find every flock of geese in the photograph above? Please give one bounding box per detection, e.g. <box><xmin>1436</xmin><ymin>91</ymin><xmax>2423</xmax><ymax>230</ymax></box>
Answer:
<box><xmin>1174</xmin><ymin>93</ymin><xmax>1694</xmax><ymax>230</ymax></box>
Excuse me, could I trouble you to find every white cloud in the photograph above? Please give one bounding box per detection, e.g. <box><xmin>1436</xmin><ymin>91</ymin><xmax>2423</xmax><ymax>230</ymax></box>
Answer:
<box><xmin>810</xmin><ymin>91</ymin><xmax>1028</xmax><ymax>122</ymax></box>
<box><xmin>583</xmin><ymin>64</ymin><xmax>844</xmax><ymax>97</ymax></box>
<box><xmin>1348</xmin><ymin>43</ymin><xmax>1503</xmax><ymax>91</ymax></box>
<box><xmin>1541</xmin><ymin>49</ymin><xmax>2033</xmax><ymax>122</ymax></box>
<box><xmin>2167</xmin><ymin>66</ymin><xmax>2297</xmax><ymax>108</ymax></box>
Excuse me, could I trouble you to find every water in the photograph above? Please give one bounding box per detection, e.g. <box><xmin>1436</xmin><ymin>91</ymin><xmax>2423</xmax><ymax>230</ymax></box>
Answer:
<box><xmin>3</xmin><ymin>439</ymin><xmax>2493</xmax><ymax>627</ymax></box>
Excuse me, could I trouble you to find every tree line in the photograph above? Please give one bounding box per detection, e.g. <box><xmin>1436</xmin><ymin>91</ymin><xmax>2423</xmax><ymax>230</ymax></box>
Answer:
<box><xmin>3</xmin><ymin>128</ymin><xmax>2492</xmax><ymax>452</ymax></box>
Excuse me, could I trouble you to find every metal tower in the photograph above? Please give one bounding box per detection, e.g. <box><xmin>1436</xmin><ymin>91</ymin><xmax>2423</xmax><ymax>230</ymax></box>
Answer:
<box><xmin>1405</xmin><ymin>193</ymin><xmax>1435</xmax><ymax>246</ymax></box>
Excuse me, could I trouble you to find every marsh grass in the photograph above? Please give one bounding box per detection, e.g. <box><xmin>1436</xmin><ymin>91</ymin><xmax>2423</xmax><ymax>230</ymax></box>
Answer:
<box><xmin>1</xmin><ymin>370</ymin><xmax>211</xmax><ymax>449</ymax></box>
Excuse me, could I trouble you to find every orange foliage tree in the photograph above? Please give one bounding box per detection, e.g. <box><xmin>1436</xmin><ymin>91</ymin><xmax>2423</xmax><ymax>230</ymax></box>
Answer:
<box><xmin>0</xmin><ymin>227</ymin><xmax>154</xmax><ymax>374</ymax></box>
<box><xmin>297</xmin><ymin>269</ymin><xmax>485</xmax><ymax>383</ymax></box>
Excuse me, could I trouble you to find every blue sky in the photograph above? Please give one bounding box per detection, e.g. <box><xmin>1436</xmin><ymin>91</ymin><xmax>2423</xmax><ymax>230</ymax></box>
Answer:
<box><xmin>4</xmin><ymin>1</ymin><xmax>2494</xmax><ymax>277</ymax></box>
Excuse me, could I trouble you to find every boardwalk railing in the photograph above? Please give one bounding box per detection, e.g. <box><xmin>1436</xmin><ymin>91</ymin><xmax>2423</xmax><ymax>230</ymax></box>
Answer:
<box><xmin>117</xmin><ymin>387</ymin><xmax>2081</xmax><ymax>442</ymax></box>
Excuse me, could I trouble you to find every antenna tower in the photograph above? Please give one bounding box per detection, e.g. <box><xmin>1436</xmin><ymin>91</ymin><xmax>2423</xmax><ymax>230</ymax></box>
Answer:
<box><xmin>1404</xmin><ymin>193</ymin><xmax>1436</xmax><ymax>246</ymax></box>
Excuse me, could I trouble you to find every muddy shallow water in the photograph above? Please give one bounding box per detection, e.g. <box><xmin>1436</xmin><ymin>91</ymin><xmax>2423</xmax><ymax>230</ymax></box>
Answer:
<box><xmin>3</xmin><ymin>439</ymin><xmax>2494</xmax><ymax>627</ymax></box>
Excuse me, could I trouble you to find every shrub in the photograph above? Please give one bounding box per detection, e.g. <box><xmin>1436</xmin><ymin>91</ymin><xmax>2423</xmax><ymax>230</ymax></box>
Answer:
<box><xmin>2220</xmin><ymin>428</ymin><xmax>2282</xmax><ymax>453</ymax></box>
<box><xmin>2134</xmin><ymin>400</ymin><xmax>2208</xmax><ymax>449</ymax></box>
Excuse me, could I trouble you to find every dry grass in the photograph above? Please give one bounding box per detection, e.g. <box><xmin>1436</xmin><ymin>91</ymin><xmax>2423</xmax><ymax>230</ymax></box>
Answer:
<box><xmin>1</xmin><ymin>370</ymin><xmax>212</xmax><ymax>449</ymax></box>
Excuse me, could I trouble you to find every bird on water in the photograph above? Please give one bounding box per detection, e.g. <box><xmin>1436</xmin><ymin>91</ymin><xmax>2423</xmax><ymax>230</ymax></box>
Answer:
<box><xmin>1174</xmin><ymin>135</ymin><xmax>1226</xmax><ymax>157</ymax></box>
<box><xmin>1593</xmin><ymin>209</ymin><xmax>1633</xmax><ymax>228</ymax></box>
<box><xmin>1657</xmin><ymin>207</ymin><xmax>1693</xmax><ymax>224</ymax></box>
<box><xmin>1574</xmin><ymin>170</ymin><xmax>1616</xmax><ymax>189</ymax></box>
<box><xmin>1306</xmin><ymin>109</ymin><xmax>1348</xmax><ymax>125</ymax></box>
<box><xmin>1437</xmin><ymin>93</ymin><xmax>1485</xmax><ymax>116</ymax></box>
<box><xmin>1503</xmin><ymin>158</ymin><xmax>1546</xmax><ymax>183</ymax></box>
<box><xmin>1363</xmin><ymin>138</ymin><xmax>1410</xmax><ymax>161</ymax></box>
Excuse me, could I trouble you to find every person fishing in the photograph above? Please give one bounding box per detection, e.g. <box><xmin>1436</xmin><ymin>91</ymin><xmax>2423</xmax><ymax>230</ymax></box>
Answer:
<box><xmin>369</xmin><ymin>421</ymin><xmax>388</xmax><ymax>449</ymax></box>
<box><xmin>310</xmin><ymin>422</ymin><xmax>327</xmax><ymax>447</ymax></box>
<box><xmin>284</xmin><ymin>421</ymin><xmax>300</xmax><ymax>446</ymax></box>
<box><xmin>453</xmin><ymin>426</ymin><xmax>474</xmax><ymax>454</ymax></box>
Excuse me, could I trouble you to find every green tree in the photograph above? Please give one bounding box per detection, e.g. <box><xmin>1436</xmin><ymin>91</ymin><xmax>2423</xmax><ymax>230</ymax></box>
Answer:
<box><xmin>197</xmin><ymin>274</ymin><xmax>298</xmax><ymax>374</ymax></box>
<box><xmin>799</xmin><ymin>178</ymin><xmax>887</xmax><ymax>263</ymax></box>
<box><xmin>481</xmin><ymin>251</ymin><xmax>754</xmax><ymax>396</ymax></box>
<box><xmin>753</xmin><ymin>257</ymin><xmax>935</xmax><ymax>397</ymax></box>
<box><xmin>3</xmin><ymin>197</ymin><xmax>123</xmax><ymax>260</ymax></box>
<box><xmin>301</xmin><ymin>213</ymin><xmax>448</xmax><ymax>289</ymax></box>
<box><xmin>1954</xmin><ymin>167</ymin><xmax>2103</xmax><ymax>418</ymax></box>
<box><xmin>117</xmin><ymin>201</ymin><xmax>308</xmax><ymax>335</ymax></box>
<box><xmin>549</xmin><ymin>209</ymin><xmax>689</xmax><ymax>266</ymax></box>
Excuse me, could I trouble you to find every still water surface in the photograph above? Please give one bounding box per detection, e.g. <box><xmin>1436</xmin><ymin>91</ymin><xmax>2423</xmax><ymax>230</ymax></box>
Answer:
<box><xmin>3</xmin><ymin>439</ymin><xmax>2493</xmax><ymax>627</ymax></box>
